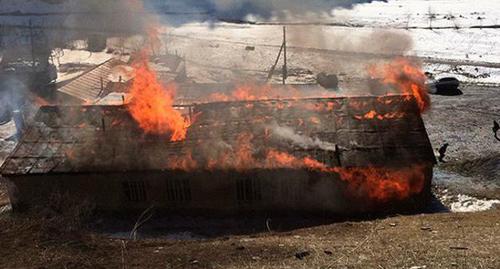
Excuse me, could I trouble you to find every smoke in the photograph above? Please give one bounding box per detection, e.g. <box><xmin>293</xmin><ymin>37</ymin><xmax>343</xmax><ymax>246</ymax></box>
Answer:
<box><xmin>147</xmin><ymin>0</ymin><xmax>386</xmax><ymax>23</ymax></box>
<box><xmin>196</xmin><ymin>0</ymin><xmax>386</xmax><ymax>20</ymax></box>
<box><xmin>288</xmin><ymin>27</ymin><xmax>413</xmax><ymax>55</ymax></box>
<box><xmin>64</xmin><ymin>0</ymin><xmax>150</xmax><ymax>34</ymax></box>
<box><xmin>0</xmin><ymin>76</ymin><xmax>27</xmax><ymax>120</ymax></box>
<box><xmin>269</xmin><ymin>123</ymin><xmax>337</xmax><ymax>151</ymax></box>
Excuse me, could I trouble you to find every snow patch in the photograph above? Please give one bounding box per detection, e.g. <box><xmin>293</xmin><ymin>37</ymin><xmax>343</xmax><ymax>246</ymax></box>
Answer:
<box><xmin>449</xmin><ymin>194</ymin><xmax>500</xmax><ymax>212</ymax></box>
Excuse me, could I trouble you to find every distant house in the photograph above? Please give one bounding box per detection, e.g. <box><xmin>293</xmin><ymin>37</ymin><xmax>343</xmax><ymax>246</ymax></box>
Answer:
<box><xmin>56</xmin><ymin>58</ymin><xmax>127</xmax><ymax>104</ymax></box>
<box><xmin>1</xmin><ymin>96</ymin><xmax>435</xmax><ymax>214</ymax></box>
<box><xmin>56</xmin><ymin>53</ymin><xmax>186</xmax><ymax>105</ymax></box>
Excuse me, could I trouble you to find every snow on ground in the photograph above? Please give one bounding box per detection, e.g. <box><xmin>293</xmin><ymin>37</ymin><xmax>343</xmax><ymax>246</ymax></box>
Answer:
<box><xmin>433</xmin><ymin>167</ymin><xmax>500</xmax><ymax>212</ymax></box>
<box><xmin>164</xmin><ymin>23</ymin><xmax>500</xmax><ymax>80</ymax></box>
<box><xmin>332</xmin><ymin>0</ymin><xmax>500</xmax><ymax>28</ymax></box>
<box><xmin>448</xmin><ymin>194</ymin><xmax>500</xmax><ymax>212</ymax></box>
<box><xmin>157</xmin><ymin>0</ymin><xmax>500</xmax><ymax>85</ymax></box>
<box><xmin>435</xmin><ymin>189</ymin><xmax>500</xmax><ymax>213</ymax></box>
<box><xmin>53</xmin><ymin>49</ymin><xmax>118</xmax><ymax>84</ymax></box>
<box><xmin>424</xmin><ymin>63</ymin><xmax>500</xmax><ymax>85</ymax></box>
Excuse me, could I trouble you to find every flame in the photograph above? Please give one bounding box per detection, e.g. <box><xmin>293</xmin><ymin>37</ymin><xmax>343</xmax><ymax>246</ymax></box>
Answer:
<box><xmin>233</xmin><ymin>84</ymin><xmax>272</xmax><ymax>101</ymax></box>
<box><xmin>264</xmin><ymin>150</ymin><xmax>424</xmax><ymax>201</ymax></box>
<box><xmin>123</xmin><ymin>44</ymin><xmax>427</xmax><ymax>202</ymax></box>
<box><xmin>208</xmin><ymin>84</ymin><xmax>303</xmax><ymax>102</ymax></box>
<box><xmin>208</xmin><ymin>92</ymin><xmax>230</xmax><ymax>102</ymax></box>
<box><xmin>354</xmin><ymin>110</ymin><xmax>406</xmax><ymax>120</ymax></box>
<box><xmin>330</xmin><ymin>166</ymin><xmax>425</xmax><ymax>201</ymax></box>
<box><xmin>369</xmin><ymin>57</ymin><xmax>430</xmax><ymax>113</ymax></box>
<box><xmin>168</xmin><ymin>151</ymin><xmax>198</xmax><ymax>171</ymax></box>
<box><xmin>147</xmin><ymin>27</ymin><xmax>162</xmax><ymax>55</ymax></box>
<box><xmin>165</xmin><ymin>133</ymin><xmax>426</xmax><ymax>202</ymax></box>
<box><xmin>266</xmin><ymin>150</ymin><xmax>297</xmax><ymax>167</ymax></box>
<box><xmin>310</xmin><ymin>116</ymin><xmax>321</xmax><ymax>124</ymax></box>
<box><xmin>126</xmin><ymin>52</ymin><xmax>190</xmax><ymax>141</ymax></box>
<box><xmin>264</xmin><ymin>150</ymin><xmax>425</xmax><ymax>202</ymax></box>
<box><xmin>327</xmin><ymin>102</ymin><xmax>335</xmax><ymax>111</ymax></box>
<box><xmin>364</xmin><ymin>110</ymin><xmax>377</xmax><ymax>119</ymax></box>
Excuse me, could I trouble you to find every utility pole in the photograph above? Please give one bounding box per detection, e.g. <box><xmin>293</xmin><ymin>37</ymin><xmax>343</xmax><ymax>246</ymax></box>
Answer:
<box><xmin>266</xmin><ymin>26</ymin><xmax>288</xmax><ymax>83</ymax></box>
<box><xmin>282</xmin><ymin>26</ymin><xmax>287</xmax><ymax>85</ymax></box>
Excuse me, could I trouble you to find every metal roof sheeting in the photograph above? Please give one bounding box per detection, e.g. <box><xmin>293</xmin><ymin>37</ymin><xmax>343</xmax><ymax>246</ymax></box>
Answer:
<box><xmin>57</xmin><ymin>58</ymin><xmax>126</xmax><ymax>103</ymax></box>
<box><xmin>0</xmin><ymin>96</ymin><xmax>436</xmax><ymax>175</ymax></box>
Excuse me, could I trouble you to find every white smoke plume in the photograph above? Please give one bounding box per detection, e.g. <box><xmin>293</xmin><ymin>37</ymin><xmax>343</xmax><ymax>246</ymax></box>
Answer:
<box><xmin>269</xmin><ymin>123</ymin><xmax>337</xmax><ymax>151</ymax></box>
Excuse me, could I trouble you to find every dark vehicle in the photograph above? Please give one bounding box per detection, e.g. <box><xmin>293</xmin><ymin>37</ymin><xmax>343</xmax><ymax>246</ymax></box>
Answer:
<box><xmin>317</xmin><ymin>72</ymin><xmax>339</xmax><ymax>90</ymax></box>
<box><xmin>426</xmin><ymin>76</ymin><xmax>462</xmax><ymax>96</ymax></box>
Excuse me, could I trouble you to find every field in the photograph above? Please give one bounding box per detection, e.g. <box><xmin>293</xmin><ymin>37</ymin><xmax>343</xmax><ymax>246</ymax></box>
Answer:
<box><xmin>0</xmin><ymin>207</ymin><xmax>499</xmax><ymax>268</ymax></box>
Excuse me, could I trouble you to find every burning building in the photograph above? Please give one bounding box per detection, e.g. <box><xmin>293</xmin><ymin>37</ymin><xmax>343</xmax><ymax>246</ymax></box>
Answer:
<box><xmin>0</xmin><ymin>94</ymin><xmax>436</xmax><ymax>214</ymax></box>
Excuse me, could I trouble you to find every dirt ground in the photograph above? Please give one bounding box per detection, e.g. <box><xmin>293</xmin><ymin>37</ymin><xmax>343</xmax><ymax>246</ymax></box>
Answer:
<box><xmin>422</xmin><ymin>83</ymin><xmax>500</xmax><ymax>200</ymax></box>
<box><xmin>0</xmin><ymin>208</ymin><xmax>498</xmax><ymax>269</ymax></box>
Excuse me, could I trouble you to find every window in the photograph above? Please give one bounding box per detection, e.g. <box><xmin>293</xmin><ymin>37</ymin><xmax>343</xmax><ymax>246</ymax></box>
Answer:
<box><xmin>236</xmin><ymin>176</ymin><xmax>262</xmax><ymax>203</ymax></box>
<box><xmin>166</xmin><ymin>178</ymin><xmax>191</xmax><ymax>202</ymax></box>
<box><xmin>122</xmin><ymin>180</ymin><xmax>147</xmax><ymax>202</ymax></box>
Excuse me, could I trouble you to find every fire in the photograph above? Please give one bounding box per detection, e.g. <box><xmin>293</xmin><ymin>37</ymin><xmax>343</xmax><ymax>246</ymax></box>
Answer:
<box><xmin>126</xmin><ymin>52</ymin><xmax>190</xmax><ymax>141</ymax></box>
<box><xmin>233</xmin><ymin>84</ymin><xmax>272</xmax><ymax>101</ymax></box>
<box><xmin>266</xmin><ymin>150</ymin><xmax>298</xmax><ymax>167</ymax></box>
<box><xmin>354</xmin><ymin>110</ymin><xmax>406</xmax><ymax>120</ymax></box>
<box><xmin>330</xmin><ymin>166</ymin><xmax>426</xmax><ymax>201</ymax></box>
<box><xmin>263</xmin><ymin>150</ymin><xmax>424</xmax><ymax>202</ymax></box>
<box><xmin>363</xmin><ymin>110</ymin><xmax>377</xmax><ymax>119</ymax></box>
<box><xmin>168</xmin><ymin>151</ymin><xmax>197</xmax><ymax>171</ymax></box>
<box><xmin>310</xmin><ymin>116</ymin><xmax>321</xmax><ymax>124</ymax></box>
<box><xmin>208</xmin><ymin>84</ymin><xmax>303</xmax><ymax>102</ymax></box>
<box><xmin>369</xmin><ymin>57</ymin><xmax>430</xmax><ymax>113</ymax></box>
<box><xmin>166</xmin><ymin>133</ymin><xmax>425</xmax><ymax>202</ymax></box>
<box><xmin>265</xmin><ymin>150</ymin><xmax>425</xmax><ymax>202</ymax></box>
<box><xmin>208</xmin><ymin>84</ymin><xmax>273</xmax><ymax>102</ymax></box>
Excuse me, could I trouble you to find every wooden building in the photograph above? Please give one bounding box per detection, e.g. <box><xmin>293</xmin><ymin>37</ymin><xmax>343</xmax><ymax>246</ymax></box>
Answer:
<box><xmin>1</xmin><ymin>95</ymin><xmax>436</xmax><ymax>214</ymax></box>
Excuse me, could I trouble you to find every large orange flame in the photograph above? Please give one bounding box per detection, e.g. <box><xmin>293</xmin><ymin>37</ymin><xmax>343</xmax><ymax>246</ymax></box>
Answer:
<box><xmin>265</xmin><ymin>150</ymin><xmax>425</xmax><ymax>202</ymax></box>
<box><xmin>126</xmin><ymin>52</ymin><xmax>190</xmax><ymax>141</ymax></box>
<box><xmin>166</xmin><ymin>131</ymin><xmax>426</xmax><ymax>202</ymax></box>
<box><xmin>369</xmin><ymin>57</ymin><xmax>430</xmax><ymax>113</ymax></box>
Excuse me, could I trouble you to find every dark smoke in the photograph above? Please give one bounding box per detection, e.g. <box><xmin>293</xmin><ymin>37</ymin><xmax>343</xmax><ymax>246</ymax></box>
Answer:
<box><xmin>146</xmin><ymin>0</ymin><xmax>387</xmax><ymax>22</ymax></box>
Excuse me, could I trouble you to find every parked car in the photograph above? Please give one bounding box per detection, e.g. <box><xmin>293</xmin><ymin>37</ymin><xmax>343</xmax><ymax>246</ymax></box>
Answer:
<box><xmin>426</xmin><ymin>74</ymin><xmax>462</xmax><ymax>96</ymax></box>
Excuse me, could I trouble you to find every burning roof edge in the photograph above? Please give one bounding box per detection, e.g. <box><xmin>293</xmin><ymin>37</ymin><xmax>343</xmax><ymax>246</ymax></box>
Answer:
<box><xmin>0</xmin><ymin>95</ymin><xmax>436</xmax><ymax>176</ymax></box>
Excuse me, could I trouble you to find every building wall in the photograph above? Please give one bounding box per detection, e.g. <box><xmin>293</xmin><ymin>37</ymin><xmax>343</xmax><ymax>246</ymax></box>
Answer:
<box><xmin>4</xmin><ymin>164</ymin><xmax>433</xmax><ymax>215</ymax></box>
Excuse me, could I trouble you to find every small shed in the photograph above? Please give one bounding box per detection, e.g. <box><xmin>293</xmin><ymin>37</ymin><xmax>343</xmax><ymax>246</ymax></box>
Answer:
<box><xmin>1</xmin><ymin>95</ymin><xmax>435</xmax><ymax>214</ymax></box>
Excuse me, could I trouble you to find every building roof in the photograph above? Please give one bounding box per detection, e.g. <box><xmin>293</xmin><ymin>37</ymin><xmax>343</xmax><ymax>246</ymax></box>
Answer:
<box><xmin>174</xmin><ymin>83</ymin><xmax>329</xmax><ymax>105</ymax></box>
<box><xmin>57</xmin><ymin>58</ymin><xmax>126</xmax><ymax>103</ymax></box>
<box><xmin>56</xmin><ymin>54</ymin><xmax>185</xmax><ymax>104</ymax></box>
<box><xmin>0</xmin><ymin>95</ymin><xmax>436</xmax><ymax>176</ymax></box>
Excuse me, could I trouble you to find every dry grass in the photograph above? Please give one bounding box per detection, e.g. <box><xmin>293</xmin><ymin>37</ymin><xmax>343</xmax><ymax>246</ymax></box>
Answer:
<box><xmin>0</xmin><ymin>180</ymin><xmax>9</xmax><ymax>209</ymax></box>
<box><xmin>0</xmin><ymin>207</ymin><xmax>499</xmax><ymax>268</ymax></box>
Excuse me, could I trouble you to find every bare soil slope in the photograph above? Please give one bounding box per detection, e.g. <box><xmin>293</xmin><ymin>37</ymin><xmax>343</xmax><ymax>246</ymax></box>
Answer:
<box><xmin>0</xmin><ymin>209</ymin><xmax>499</xmax><ymax>268</ymax></box>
